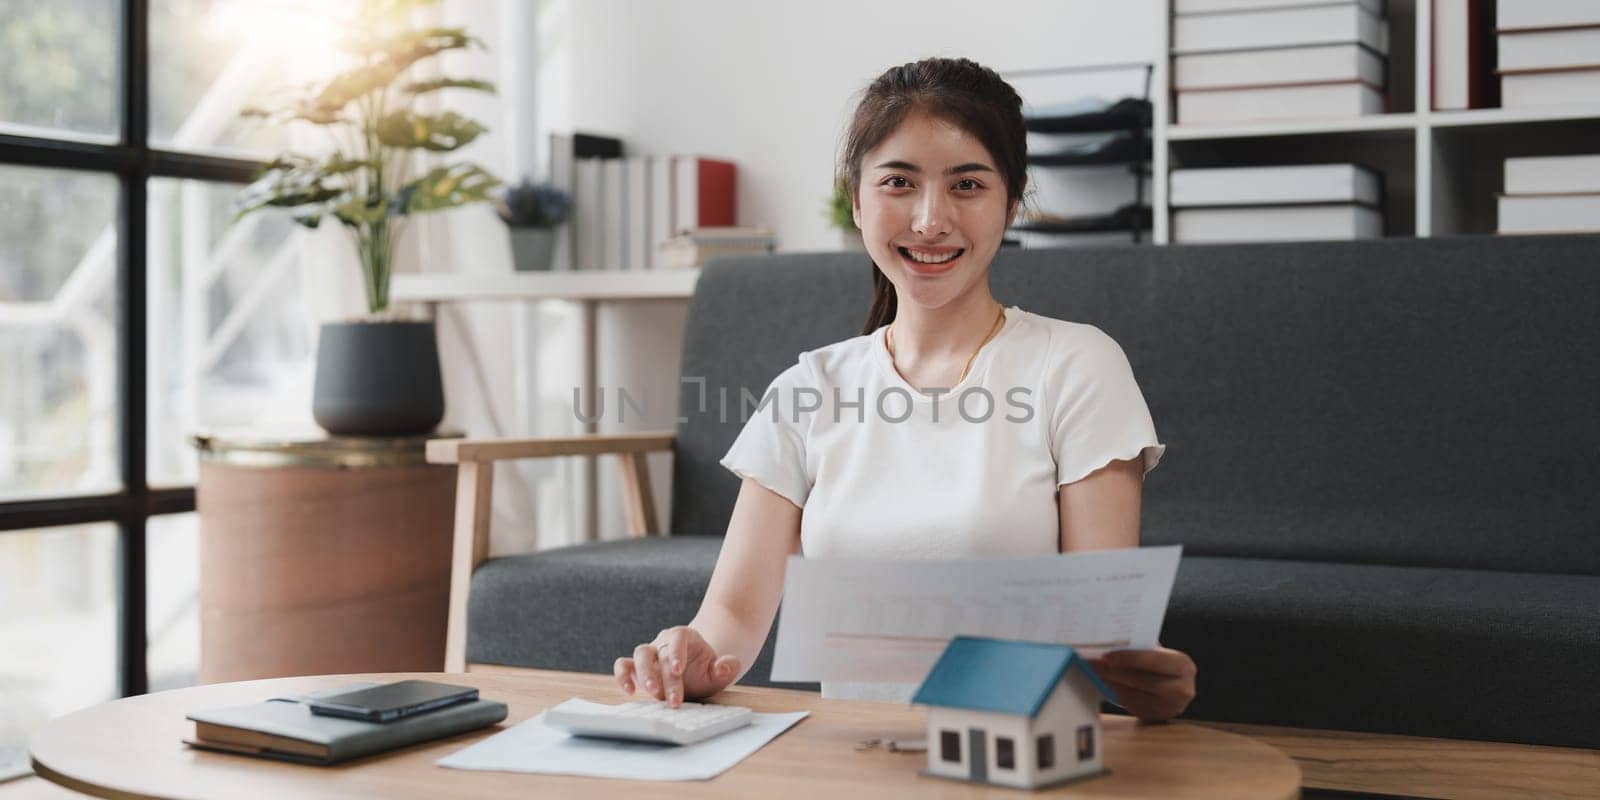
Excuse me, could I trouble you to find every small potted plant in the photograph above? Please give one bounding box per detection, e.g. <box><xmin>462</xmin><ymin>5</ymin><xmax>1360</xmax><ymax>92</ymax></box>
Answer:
<box><xmin>233</xmin><ymin>0</ymin><xmax>499</xmax><ymax>436</ymax></box>
<box><xmin>826</xmin><ymin>177</ymin><xmax>863</xmax><ymax>251</ymax></box>
<box><xmin>496</xmin><ymin>178</ymin><xmax>571</xmax><ymax>271</ymax></box>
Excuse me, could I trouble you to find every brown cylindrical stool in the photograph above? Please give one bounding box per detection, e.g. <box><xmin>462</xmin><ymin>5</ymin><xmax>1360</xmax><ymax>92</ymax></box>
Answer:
<box><xmin>191</xmin><ymin>430</ymin><xmax>459</xmax><ymax>683</ymax></box>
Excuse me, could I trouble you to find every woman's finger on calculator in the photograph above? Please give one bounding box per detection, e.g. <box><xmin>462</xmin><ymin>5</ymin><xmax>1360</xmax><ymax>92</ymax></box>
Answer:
<box><xmin>613</xmin><ymin>657</ymin><xmax>635</xmax><ymax>695</ymax></box>
<box><xmin>633</xmin><ymin>644</ymin><xmax>665</xmax><ymax>701</ymax></box>
<box><xmin>658</xmin><ymin>628</ymin><xmax>689</xmax><ymax>707</ymax></box>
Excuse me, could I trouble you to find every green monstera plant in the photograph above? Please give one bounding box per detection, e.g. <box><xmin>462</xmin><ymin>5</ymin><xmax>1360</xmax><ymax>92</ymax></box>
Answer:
<box><xmin>235</xmin><ymin>0</ymin><xmax>499</xmax><ymax>314</ymax></box>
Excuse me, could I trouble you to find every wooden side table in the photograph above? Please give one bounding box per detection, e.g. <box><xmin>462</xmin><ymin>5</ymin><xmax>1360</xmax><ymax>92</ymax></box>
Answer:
<box><xmin>190</xmin><ymin>430</ymin><xmax>460</xmax><ymax>683</ymax></box>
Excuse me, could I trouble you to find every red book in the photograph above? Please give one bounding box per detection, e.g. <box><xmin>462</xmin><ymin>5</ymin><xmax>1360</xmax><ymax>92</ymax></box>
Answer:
<box><xmin>674</xmin><ymin>157</ymin><xmax>737</xmax><ymax>231</ymax></box>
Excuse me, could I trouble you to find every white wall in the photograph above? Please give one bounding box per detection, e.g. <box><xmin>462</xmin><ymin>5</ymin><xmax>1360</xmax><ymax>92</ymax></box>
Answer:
<box><xmin>540</xmin><ymin>0</ymin><xmax>1165</xmax><ymax>252</ymax></box>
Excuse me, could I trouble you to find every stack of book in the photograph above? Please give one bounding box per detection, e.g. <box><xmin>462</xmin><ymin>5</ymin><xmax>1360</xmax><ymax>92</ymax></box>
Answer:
<box><xmin>658</xmin><ymin>227</ymin><xmax>776</xmax><ymax>269</ymax></box>
<box><xmin>1498</xmin><ymin>155</ymin><xmax>1600</xmax><ymax>235</ymax></box>
<box><xmin>1497</xmin><ymin>0</ymin><xmax>1600</xmax><ymax>107</ymax></box>
<box><xmin>550</xmin><ymin>132</ymin><xmax>739</xmax><ymax>270</ymax></box>
<box><xmin>1172</xmin><ymin>0</ymin><xmax>1389</xmax><ymax>125</ymax></box>
<box><xmin>1170</xmin><ymin>163</ymin><xmax>1384</xmax><ymax>242</ymax></box>
<box><xmin>185</xmin><ymin>682</ymin><xmax>507</xmax><ymax>765</ymax></box>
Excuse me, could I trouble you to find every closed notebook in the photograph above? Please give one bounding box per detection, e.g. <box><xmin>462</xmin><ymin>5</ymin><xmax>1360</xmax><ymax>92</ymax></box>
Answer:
<box><xmin>185</xmin><ymin>682</ymin><xmax>508</xmax><ymax>765</ymax></box>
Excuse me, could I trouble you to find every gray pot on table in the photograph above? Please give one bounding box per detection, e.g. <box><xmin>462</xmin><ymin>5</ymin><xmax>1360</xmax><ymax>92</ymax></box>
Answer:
<box><xmin>312</xmin><ymin>320</ymin><xmax>445</xmax><ymax>436</ymax></box>
<box><xmin>509</xmin><ymin>227</ymin><xmax>557</xmax><ymax>271</ymax></box>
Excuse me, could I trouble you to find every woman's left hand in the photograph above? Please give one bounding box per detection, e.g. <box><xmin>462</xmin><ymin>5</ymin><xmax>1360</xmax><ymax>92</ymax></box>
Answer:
<box><xmin>1088</xmin><ymin>646</ymin><xmax>1197</xmax><ymax>723</ymax></box>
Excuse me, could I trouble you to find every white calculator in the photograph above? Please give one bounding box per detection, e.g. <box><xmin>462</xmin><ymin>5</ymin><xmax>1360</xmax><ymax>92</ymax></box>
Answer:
<box><xmin>542</xmin><ymin>698</ymin><xmax>754</xmax><ymax>746</ymax></box>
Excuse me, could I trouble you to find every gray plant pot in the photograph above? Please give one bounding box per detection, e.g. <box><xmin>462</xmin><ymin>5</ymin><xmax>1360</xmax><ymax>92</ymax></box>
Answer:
<box><xmin>509</xmin><ymin>227</ymin><xmax>557</xmax><ymax>271</ymax></box>
<box><xmin>312</xmin><ymin>320</ymin><xmax>444</xmax><ymax>436</ymax></box>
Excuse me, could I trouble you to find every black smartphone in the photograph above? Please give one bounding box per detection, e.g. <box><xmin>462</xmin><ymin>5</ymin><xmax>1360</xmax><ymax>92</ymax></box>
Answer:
<box><xmin>307</xmin><ymin>680</ymin><xmax>479</xmax><ymax>723</ymax></box>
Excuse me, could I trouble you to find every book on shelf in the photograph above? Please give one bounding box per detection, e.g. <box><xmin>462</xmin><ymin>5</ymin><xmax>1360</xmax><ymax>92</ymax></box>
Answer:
<box><xmin>184</xmin><ymin>683</ymin><xmax>508</xmax><ymax>766</ymax></box>
<box><xmin>548</xmin><ymin>133</ymin><xmax>575</xmax><ymax>271</ymax></box>
<box><xmin>674</xmin><ymin>156</ymin><xmax>738</xmax><ymax>231</ymax></box>
<box><xmin>1504</xmin><ymin>154</ymin><xmax>1600</xmax><ymax>195</ymax></box>
<box><xmin>648</xmin><ymin>156</ymin><xmax>676</xmax><ymax>269</ymax></box>
<box><xmin>1174</xmin><ymin>44</ymin><xmax>1385</xmax><ymax>91</ymax></box>
<box><xmin>1177</xmin><ymin>81</ymin><xmax>1385</xmax><ymax>124</ymax></box>
<box><xmin>1174</xmin><ymin>0</ymin><xmax>1384</xmax><ymax>15</ymax></box>
<box><xmin>601</xmin><ymin>158</ymin><xmax>626</xmax><ymax>271</ymax></box>
<box><xmin>1173</xmin><ymin>204</ymin><xmax>1384</xmax><ymax>243</ymax></box>
<box><xmin>1172</xmin><ymin>3</ymin><xmax>1389</xmax><ymax>55</ymax></box>
<box><xmin>1498</xmin><ymin>28</ymin><xmax>1600</xmax><ymax>72</ymax></box>
<box><xmin>625</xmin><ymin>156</ymin><xmax>651</xmax><ymax>271</ymax></box>
<box><xmin>1497</xmin><ymin>193</ymin><xmax>1600</xmax><ymax>234</ymax></box>
<box><xmin>1170</xmin><ymin>164</ymin><xmax>1382</xmax><ymax>207</ymax></box>
<box><xmin>549</xmin><ymin>132</ymin><xmax>624</xmax><ymax>271</ymax></box>
<box><xmin>573</xmin><ymin>132</ymin><xmax>623</xmax><ymax>159</ymax></box>
<box><xmin>573</xmin><ymin>158</ymin><xmax>602</xmax><ymax>271</ymax></box>
<box><xmin>1499</xmin><ymin>68</ymin><xmax>1600</xmax><ymax>108</ymax></box>
<box><xmin>1433</xmin><ymin>0</ymin><xmax>1498</xmax><ymax>110</ymax></box>
<box><xmin>1495</xmin><ymin>0</ymin><xmax>1600</xmax><ymax>32</ymax></box>
<box><xmin>658</xmin><ymin>227</ymin><xmax>774</xmax><ymax>270</ymax></box>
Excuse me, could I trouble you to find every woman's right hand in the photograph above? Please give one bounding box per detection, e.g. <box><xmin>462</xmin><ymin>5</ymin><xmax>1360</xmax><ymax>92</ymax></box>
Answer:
<box><xmin>613</xmin><ymin>625</ymin><xmax>742</xmax><ymax>708</ymax></box>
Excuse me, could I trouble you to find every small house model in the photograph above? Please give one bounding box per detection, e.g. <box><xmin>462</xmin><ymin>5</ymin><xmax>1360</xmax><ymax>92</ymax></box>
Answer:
<box><xmin>910</xmin><ymin>636</ymin><xmax>1116</xmax><ymax>790</ymax></box>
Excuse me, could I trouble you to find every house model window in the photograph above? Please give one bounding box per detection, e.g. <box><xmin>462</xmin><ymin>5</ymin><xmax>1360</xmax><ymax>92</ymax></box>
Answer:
<box><xmin>912</xmin><ymin>636</ymin><xmax>1117</xmax><ymax>790</ymax></box>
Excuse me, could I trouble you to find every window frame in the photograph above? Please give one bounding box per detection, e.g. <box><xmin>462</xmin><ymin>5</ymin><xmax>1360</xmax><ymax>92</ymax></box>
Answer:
<box><xmin>0</xmin><ymin>0</ymin><xmax>264</xmax><ymax>698</ymax></box>
<box><xmin>1077</xmin><ymin>723</ymin><xmax>1096</xmax><ymax>762</ymax></box>
<box><xmin>940</xmin><ymin>729</ymin><xmax>961</xmax><ymax>763</ymax></box>
<box><xmin>996</xmin><ymin>735</ymin><xmax>1016</xmax><ymax>770</ymax></box>
<box><xmin>1037</xmin><ymin>732</ymin><xmax>1055</xmax><ymax>769</ymax></box>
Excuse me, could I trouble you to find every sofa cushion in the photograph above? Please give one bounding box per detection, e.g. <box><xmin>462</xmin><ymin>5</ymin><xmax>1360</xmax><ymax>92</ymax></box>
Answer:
<box><xmin>466</xmin><ymin>536</ymin><xmax>816</xmax><ymax>692</ymax></box>
<box><xmin>1165</xmin><ymin>555</ymin><xmax>1600</xmax><ymax>748</ymax></box>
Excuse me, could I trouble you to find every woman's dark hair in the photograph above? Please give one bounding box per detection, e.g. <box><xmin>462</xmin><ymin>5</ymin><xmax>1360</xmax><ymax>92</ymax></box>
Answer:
<box><xmin>843</xmin><ymin>57</ymin><xmax>1029</xmax><ymax>335</ymax></box>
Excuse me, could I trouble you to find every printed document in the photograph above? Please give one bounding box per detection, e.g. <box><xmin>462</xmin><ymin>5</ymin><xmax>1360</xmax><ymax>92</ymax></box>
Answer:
<box><xmin>437</xmin><ymin>702</ymin><xmax>808</xmax><ymax>781</ymax></box>
<box><xmin>771</xmin><ymin>546</ymin><xmax>1181</xmax><ymax>683</ymax></box>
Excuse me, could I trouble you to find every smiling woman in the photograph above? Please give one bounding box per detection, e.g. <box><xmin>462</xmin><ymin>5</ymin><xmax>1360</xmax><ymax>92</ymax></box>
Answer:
<box><xmin>612</xmin><ymin>57</ymin><xmax>1192</xmax><ymax>721</ymax></box>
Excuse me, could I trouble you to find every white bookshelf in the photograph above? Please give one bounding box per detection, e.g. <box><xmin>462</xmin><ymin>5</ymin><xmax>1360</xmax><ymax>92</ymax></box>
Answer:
<box><xmin>1158</xmin><ymin>0</ymin><xmax>1600</xmax><ymax>242</ymax></box>
<box><xmin>391</xmin><ymin>269</ymin><xmax>698</xmax><ymax>304</ymax></box>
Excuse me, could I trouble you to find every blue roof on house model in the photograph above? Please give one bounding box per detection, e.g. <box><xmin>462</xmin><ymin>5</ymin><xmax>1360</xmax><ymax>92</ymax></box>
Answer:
<box><xmin>910</xmin><ymin>636</ymin><xmax>1118</xmax><ymax>717</ymax></box>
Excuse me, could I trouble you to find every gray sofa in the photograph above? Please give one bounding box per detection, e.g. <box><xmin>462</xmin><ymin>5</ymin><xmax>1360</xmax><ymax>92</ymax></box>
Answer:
<box><xmin>467</xmin><ymin>234</ymin><xmax>1600</xmax><ymax>750</ymax></box>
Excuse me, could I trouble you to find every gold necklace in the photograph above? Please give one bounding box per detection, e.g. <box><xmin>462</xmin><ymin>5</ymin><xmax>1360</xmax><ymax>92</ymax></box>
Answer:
<box><xmin>886</xmin><ymin>304</ymin><xmax>1006</xmax><ymax>386</ymax></box>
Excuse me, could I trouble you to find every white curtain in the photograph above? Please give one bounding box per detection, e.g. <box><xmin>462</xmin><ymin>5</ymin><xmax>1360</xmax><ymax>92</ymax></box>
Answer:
<box><xmin>297</xmin><ymin>0</ymin><xmax>589</xmax><ymax>555</ymax></box>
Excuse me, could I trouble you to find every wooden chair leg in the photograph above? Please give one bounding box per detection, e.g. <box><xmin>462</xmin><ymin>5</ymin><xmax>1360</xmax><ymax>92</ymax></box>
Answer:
<box><xmin>444</xmin><ymin>462</ymin><xmax>494</xmax><ymax>673</ymax></box>
<box><xmin>617</xmin><ymin>452</ymin><xmax>659</xmax><ymax>537</ymax></box>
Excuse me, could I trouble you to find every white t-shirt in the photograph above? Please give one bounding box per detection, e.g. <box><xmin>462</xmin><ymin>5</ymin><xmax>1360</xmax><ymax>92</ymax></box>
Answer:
<box><xmin>719</xmin><ymin>306</ymin><xmax>1166</xmax><ymax>701</ymax></box>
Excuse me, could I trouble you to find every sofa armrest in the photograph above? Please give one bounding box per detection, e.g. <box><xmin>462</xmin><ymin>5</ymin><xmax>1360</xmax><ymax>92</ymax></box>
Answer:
<box><xmin>427</xmin><ymin>432</ymin><xmax>676</xmax><ymax>672</ymax></box>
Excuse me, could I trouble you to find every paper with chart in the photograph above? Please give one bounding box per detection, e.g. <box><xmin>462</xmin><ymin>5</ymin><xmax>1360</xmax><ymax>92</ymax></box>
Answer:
<box><xmin>770</xmin><ymin>546</ymin><xmax>1182</xmax><ymax>683</ymax></box>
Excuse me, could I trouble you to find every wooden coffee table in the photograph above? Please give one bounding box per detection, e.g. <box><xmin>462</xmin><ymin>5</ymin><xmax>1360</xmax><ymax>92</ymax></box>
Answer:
<box><xmin>30</xmin><ymin>669</ymin><xmax>1300</xmax><ymax>799</ymax></box>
